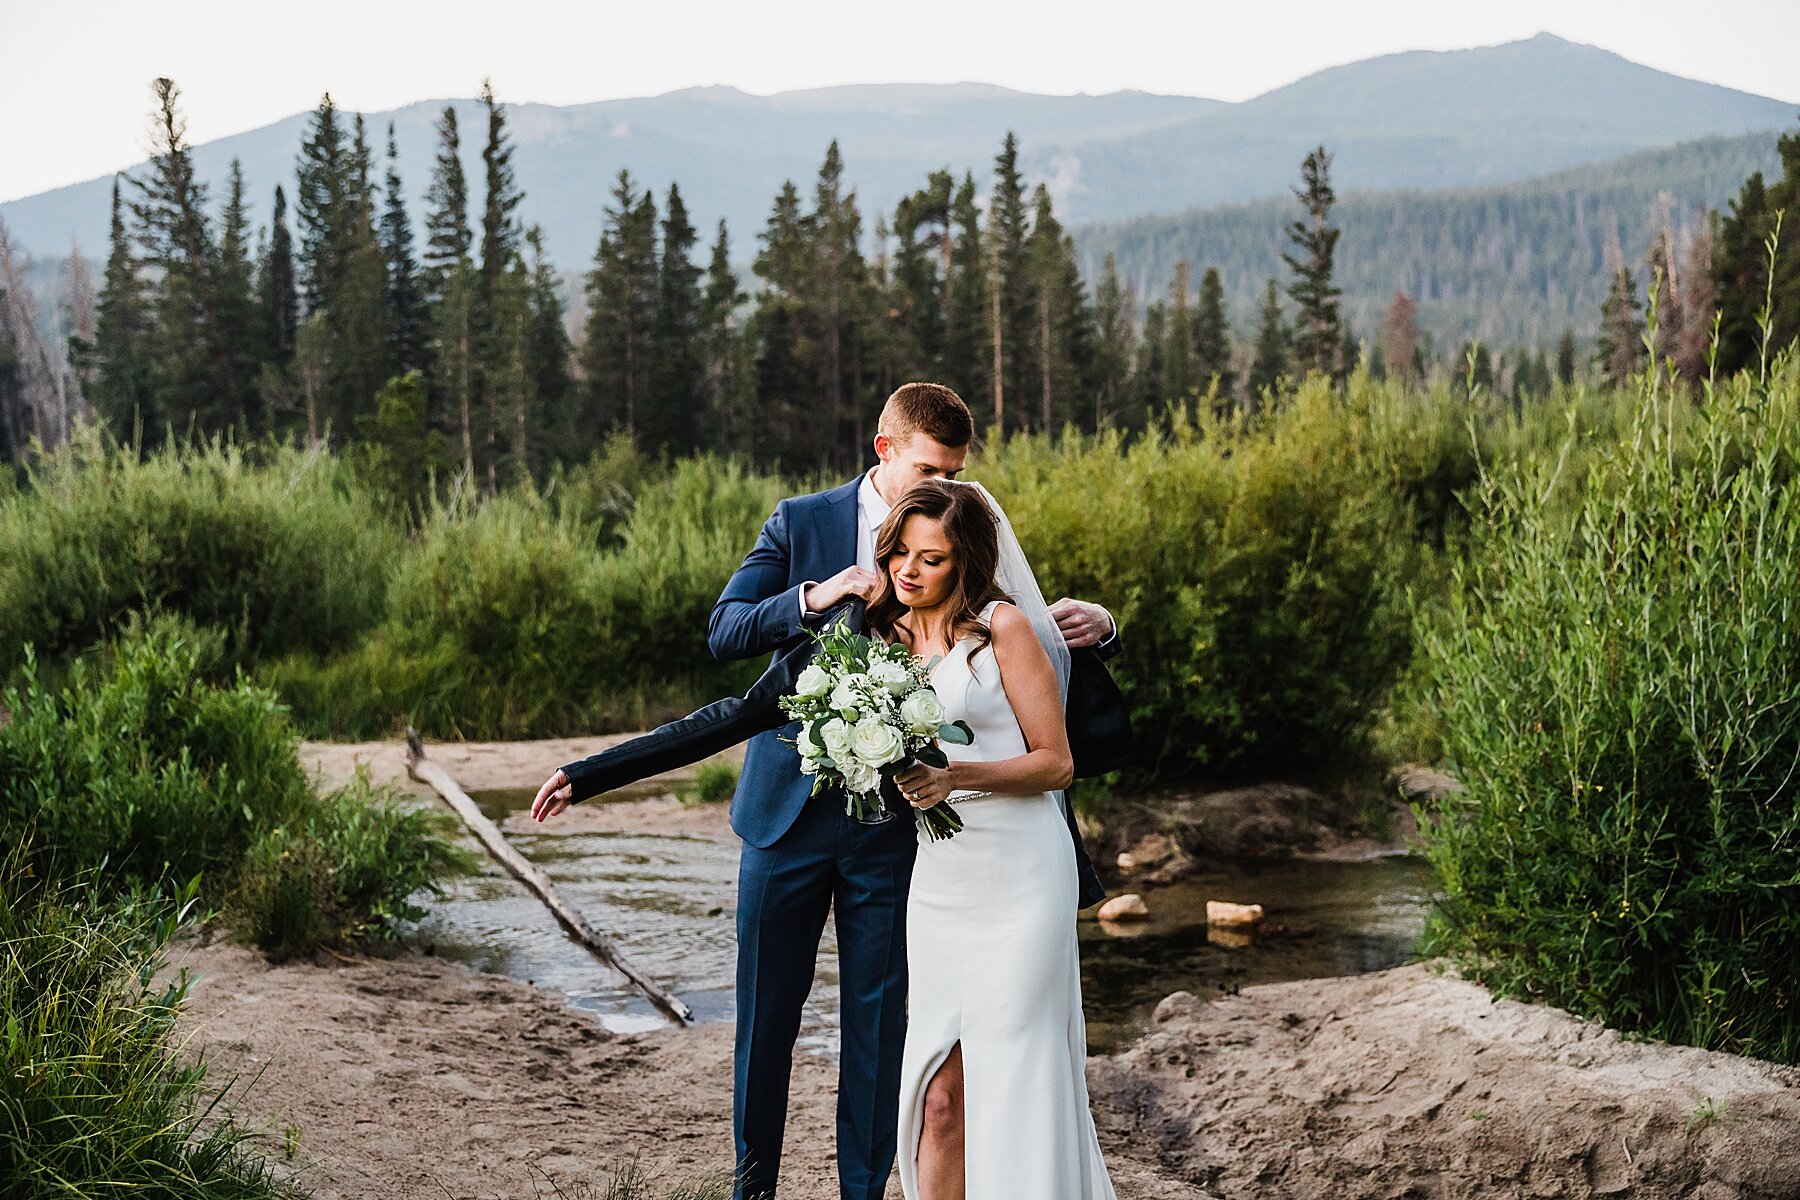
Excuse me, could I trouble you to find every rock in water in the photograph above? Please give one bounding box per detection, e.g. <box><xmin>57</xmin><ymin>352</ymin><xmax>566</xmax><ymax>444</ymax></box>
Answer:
<box><xmin>1206</xmin><ymin>899</ymin><xmax>1264</xmax><ymax>926</ymax></box>
<box><xmin>1098</xmin><ymin>893</ymin><xmax>1150</xmax><ymax>922</ymax></box>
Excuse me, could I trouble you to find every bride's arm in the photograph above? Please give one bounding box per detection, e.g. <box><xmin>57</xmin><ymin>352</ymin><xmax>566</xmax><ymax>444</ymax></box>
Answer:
<box><xmin>944</xmin><ymin>603</ymin><xmax>1074</xmax><ymax>796</ymax></box>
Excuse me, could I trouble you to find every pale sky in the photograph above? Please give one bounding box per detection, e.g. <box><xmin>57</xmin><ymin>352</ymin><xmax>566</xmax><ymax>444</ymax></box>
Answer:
<box><xmin>2</xmin><ymin>0</ymin><xmax>1796</xmax><ymax>203</ymax></box>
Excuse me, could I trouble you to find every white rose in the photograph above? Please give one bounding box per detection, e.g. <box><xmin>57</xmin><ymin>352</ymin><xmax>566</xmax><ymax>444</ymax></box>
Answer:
<box><xmin>840</xmin><ymin>759</ymin><xmax>879</xmax><ymax>796</ymax></box>
<box><xmin>850</xmin><ymin>716</ymin><xmax>905</xmax><ymax>767</ymax></box>
<box><xmin>830</xmin><ymin>674</ymin><xmax>871</xmax><ymax>714</ymax></box>
<box><xmin>899</xmin><ymin>689</ymin><xmax>947</xmax><ymax>736</ymax></box>
<box><xmin>797</xmin><ymin>722</ymin><xmax>826</xmax><ymax>761</ymax></box>
<box><xmin>820</xmin><ymin>718</ymin><xmax>854</xmax><ymax>764</ymax></box>
<box><xmin>798</xmin><ymin>755</ymin><xmax>821</xmax><ymax>776</ymax></box>
<box><xmin>794</xmin><ymin>664</ymin><xmax>833</xmax><ymax>699</ymax></box>
<box><xmin>868</xmin><ymin>659</ymin><xmax>911</xmax><ymax>695</ymax></box>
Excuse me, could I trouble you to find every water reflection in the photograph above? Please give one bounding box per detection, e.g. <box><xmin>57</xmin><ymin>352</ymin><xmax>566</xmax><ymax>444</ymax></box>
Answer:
<box><xmin>420</xmin><ymin>789</ymin><xmax>1429</xmax><ymax>1056</ymax></box>
<box><xmin>1078</xmin><ymin>856</ymin><xmax>1433</xmax><ymax>1053</ymax></box>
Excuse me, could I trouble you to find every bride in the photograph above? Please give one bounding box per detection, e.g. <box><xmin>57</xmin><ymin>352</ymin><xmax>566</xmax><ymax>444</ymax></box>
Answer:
<box><xmin>871</xmin><ymin>478</ymin><xmax>1116</xmax><ymax>1200</ymax></box>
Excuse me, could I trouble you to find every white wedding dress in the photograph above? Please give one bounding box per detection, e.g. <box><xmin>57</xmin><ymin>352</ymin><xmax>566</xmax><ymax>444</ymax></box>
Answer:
<box><xmin>896</xmin><ymin>600</ymin><xmax>1118</xmax><ymax>1199</ymax></box>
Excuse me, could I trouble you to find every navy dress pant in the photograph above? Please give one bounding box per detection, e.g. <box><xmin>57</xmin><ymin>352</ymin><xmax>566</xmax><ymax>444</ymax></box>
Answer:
<box><xmin>733</xmin><ymin>790</ymin><xmax>917</xmax><ymax>1200</ymax></box>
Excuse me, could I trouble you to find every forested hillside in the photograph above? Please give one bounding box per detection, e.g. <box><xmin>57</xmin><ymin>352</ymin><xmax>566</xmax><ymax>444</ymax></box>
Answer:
<box><xmin>1076</xmin><ymin>130</ymin><xmax>1787</xmax><ymax>348</ymax></box>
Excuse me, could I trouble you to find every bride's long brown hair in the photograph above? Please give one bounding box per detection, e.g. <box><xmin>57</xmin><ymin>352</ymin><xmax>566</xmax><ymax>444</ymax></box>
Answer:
<box><xmin>867</xmin><ymin>479</ymin><xmax>1010</xmax><ymax>661</ymax></box>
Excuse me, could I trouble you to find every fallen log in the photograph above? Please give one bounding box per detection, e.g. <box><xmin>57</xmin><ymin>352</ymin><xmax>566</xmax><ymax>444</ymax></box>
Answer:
<box><xmin>404</xmin><ymin>728</ymin><xmax>694</xmax><ymax>1027</ymax></box>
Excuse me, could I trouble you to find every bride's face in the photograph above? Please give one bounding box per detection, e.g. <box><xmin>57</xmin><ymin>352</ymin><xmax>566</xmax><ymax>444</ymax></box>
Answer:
<box><xmin>888</xmin><ymin>514</ymin><xmax>957</xmax><ymax>612</ymax></box>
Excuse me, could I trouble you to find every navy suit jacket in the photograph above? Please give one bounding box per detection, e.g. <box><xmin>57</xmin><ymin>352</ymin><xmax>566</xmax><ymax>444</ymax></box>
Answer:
<box><xmin>707</xmin><ymin>477</ymin><xmax>864</xmax><ymax>848</ymax></box>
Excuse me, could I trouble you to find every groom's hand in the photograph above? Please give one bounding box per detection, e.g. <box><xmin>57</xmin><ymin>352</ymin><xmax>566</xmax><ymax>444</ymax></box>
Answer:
<box><xmin>1049</xmin><ymin>598</ymin><xmax>1114</xmax><ymax>648</ymax></box>
<box><xmin>804</xmin><ymin>565</ymin><xmax>881</xmax><ymax>613</ymax></box>
<box><xmin>532</xmin><ymin>769</ymin><xmax>573</xmax><ymax>822</ymax></box>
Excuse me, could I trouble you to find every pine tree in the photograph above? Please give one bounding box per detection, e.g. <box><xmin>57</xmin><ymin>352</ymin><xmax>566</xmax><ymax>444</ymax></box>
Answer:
<box><xmin>131</xmin><ymin>77</ymin><xmax>239</xmax><ymax>436</ymax></box>
<box><xmin>942</xmin><ymin>173</ymin><xmax>989</xmax><ymax>411</ymax></box>
<box><xmin>699</xmin><ymin>220</ymin><xmax>745</xmax><ymax>456</ymax></box>
<box><xmin>422</xmin><ymin>106</ymin><xmax>472</xmax><ymax>290</ymax></box>
<box><xmin>1132</xmin><ymin>301</ymin><xmax>1166</xmax><ymax>423</ymax></box>
<box><xmin>1247</xmin><ymin>278</ymin><xmax>1290</xmax><ymax>406</ymax></box>
<box><xmin>294</xmin><ymin>93</ymin><xmax>347</xmax><ymax>313</ymax></box>
<box><xmin>646</xmin><ymin>182</ymin><xmax>703</xmax><ymax>457</ymax></box>
<box><xmin>582</xmin><ymin>170</ymin><xmax>659</xmax><ymax>437</ymax></box>
<box><xmin>809</xmin><ymin>141</ymin><xmax>869</xmax><ymax>464</ymax></box>
<box><xmin>523</xmin><ymin>227</ymin><xmax>572</xmax><ymax>473</ymax></box>
<box><xmin>746</xmin><ymin>180</ymin><xmax>807</xmax><ymax>464</ymax></box>
<box><xmin>1161</xmin><ymin>261</ymin><xmax>1195</xmax><ymax>413</ymax></box>
<box><xmin>891</xmin><ymin>174</ymin><xmax>952</xmax><ymax>378</ymax></box>
<box><xmin>326</xmin><ymin>114</ymin><xmax>394</xmax><ymax>442</ymax></box>
<box><xmin>258</xmin><ymin>184</ymin><xmax>298</xmax><ymax>365</ymax></box>
<box><xmin>1646</xmin><ymin>227</ymin><xmax>1683</xmax><ymax>374</ymax></box>
<box><xmin>1674</xmin><ymin>225</ymin><xmax>1716</xmax><ymax>385</ymax></box>
<box><xmin>353</xmin><ymin>370</ymin><xmax>447</xmax><ymax>522</ymax></box>
<box><xmin>1595</xmin><ymin>267</ymin><xmax>1646</xmax><ymax>386</ymax></box>
<box><xmin>477</xmin><ymin>80</ymin><xmax>523</xmax><ymax>323</ymax></box>
<box><xmin>1555</xmin><ymin>327</ymin><xmax>1578</xmax><ymax>386</ymax></box>
<box><xmin>381</xmin><ymin>122</ymin><xmax>425</xmax><ymax>374</ymax></box>
<box><xmin>1710</xmin><ymin>122</ymin><xmax>1800</xmax><ymax>374</ymax></box>
<box><xmin>1380</xmin><ymin>291</ymin><xmax>1418</xmax><ymax>387</ymax></box>
<box><xmin>474</xmin><ymin>82</ymin><xmax>525</xmax><ymax>492</ymax></box>
<box><xmin>91</xmin><ymin>177</ymin><xmax>153</xmax><ymax>443</ymax></box>
<box><xmin>1023</xmin><ymin>184</ymin><xmax>1090</xmax><ymax>432</ymax></box>
<box><xmin>1282</xmin><ymin>146</ymin><xmax>1343</xmax><ymax>380</ymax></box>
<box><xmin>1192</xmin><ymin>266</ymin><xmax>1234</xmax><ymax>408</ymax></box>
<box><xmin>1092</xmin><ymin>254</ymin><xmax>1135</xmax><ymax>430</ymax></box>
<box><xmin>422</xmin><ymin>105</ymin><xmax>476</xmax><ymax>480</ymax></box>
<box><xmin>215</xmin><ymin>159</ymin><xmax>260</xmax><ymax>429</ymax></box>
<box><xmin>989</xmin><ymin>133</ymin><xmax>1034</xmax><ymax>435</ymax></box>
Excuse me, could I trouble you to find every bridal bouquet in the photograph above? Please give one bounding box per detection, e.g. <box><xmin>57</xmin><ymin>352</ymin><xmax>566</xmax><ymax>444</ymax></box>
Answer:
<box><xmin>779</xmin><ymin>621</ymin><xmax>972</xmax><ymax>840</ymax></box>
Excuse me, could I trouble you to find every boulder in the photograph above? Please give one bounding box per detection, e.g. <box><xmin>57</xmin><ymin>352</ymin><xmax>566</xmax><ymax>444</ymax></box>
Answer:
<box><xmin>1097</xmin><ymin>893</ymin><xmax>1150</xmax><ymax>922</ymax></box>
<box><xmin>1206</xmin><ymin>899</ymin><xmax>1264</xmax><ymax>926</ymax></box>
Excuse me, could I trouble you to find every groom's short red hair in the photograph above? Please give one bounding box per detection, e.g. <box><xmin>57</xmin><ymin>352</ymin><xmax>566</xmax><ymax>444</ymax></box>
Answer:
<box><xmin>879</xmin><ymin>382</ymin><xmax>973</xmax><ymax>449</ymax></box>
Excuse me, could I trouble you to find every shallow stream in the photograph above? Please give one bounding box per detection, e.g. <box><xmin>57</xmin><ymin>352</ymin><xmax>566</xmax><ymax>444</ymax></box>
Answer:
<box><xmin>414</xmin><ymin>787</ymin><xmax>1433</xmax><ymax>1054</ymax></box>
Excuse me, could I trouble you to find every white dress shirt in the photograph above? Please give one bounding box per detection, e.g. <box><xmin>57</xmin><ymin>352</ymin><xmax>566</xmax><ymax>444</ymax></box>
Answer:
<box><xmin>799</xmin><ymin>467</ymin><xmax>885</xmax><ymax>619</ymax></box>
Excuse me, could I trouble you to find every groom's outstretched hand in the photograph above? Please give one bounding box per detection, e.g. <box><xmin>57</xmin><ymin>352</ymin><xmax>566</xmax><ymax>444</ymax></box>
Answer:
<box><xmin>532</xmin><ymin>768</ymin><xmax>573</xmax><ymax>822</ymax></box>
<box><xmin>1049</xmin><ymin>598</ymin><xmax>1115</xmax><ymax>648</ymax></box>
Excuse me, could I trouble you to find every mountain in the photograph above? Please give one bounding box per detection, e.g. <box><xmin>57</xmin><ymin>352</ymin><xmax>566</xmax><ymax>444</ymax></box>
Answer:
<box><xmin>1046</xmin><ymin>33</ymin><xmax>1796</xmax><ymax>219</ymax></box>
<box><xmin>0</xmin><ymin>85</ymin><xmax>1219</xmax><ymax>270</ymax></box>
<box><xmin>1074</xmin><ymin>130</ymin><xmax>1788</xmax><ymax>351</ymax></box>
<box><xmin>3</xmin><ymin>34</ymin><xmax>1794</xmax><ymax>273</ymax></box>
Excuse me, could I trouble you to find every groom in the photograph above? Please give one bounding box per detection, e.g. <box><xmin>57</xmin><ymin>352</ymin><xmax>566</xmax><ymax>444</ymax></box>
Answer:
<box><xmin>713</xmin><ymin>382</ymin><xmax>1117</xmax><ymax>1200</ymax></box>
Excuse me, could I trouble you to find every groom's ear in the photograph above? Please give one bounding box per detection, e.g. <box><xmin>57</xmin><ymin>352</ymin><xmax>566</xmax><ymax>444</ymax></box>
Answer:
<box><xmin>872</xmin><ymin>432</ymin><xmax>893</xmax><ymax>462</ymax></box>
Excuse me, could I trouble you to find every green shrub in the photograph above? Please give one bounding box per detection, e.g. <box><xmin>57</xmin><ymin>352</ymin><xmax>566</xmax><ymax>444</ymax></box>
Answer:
<box><xmin>1411</xmin><ymin>355</ymin><xmax>1800</xmax><ymax>1063</ymax></box>
<box><xmin>0</xmin><ymin>858</ymin><xmax>282</xmax><ymax>1197</ymax></box>
<box><xmin>0</xmin><ymin>615</ymin><xmax>314</xmax><ymax>889</ymax></box>
<box><xmin>981</xmin><ymin>375</ymin><xmax>1451</xmax><ymax>782</ymax></box>
<box><xmin>0</xmin><ymin>426</ymin><xmax>400</xmax><ymax>680</ymax></box>
<box><xmin>229</xmin><ymin>771</ymin><xmax>471</xmax><ymax>963</ymax></box>
<box><xmin>683</xmin><ymin>759</ymin><xmax>740</xmax><ymax>807</ymax></box>
<box><xmin>270</xmin><ymin>456</ymin><xmax>782</xmax><ymax>740</ymax></box>
<box><xmin>0</xmin><ymin>620</ymin><xmax>469</xmax><ymax>959</ymax></box>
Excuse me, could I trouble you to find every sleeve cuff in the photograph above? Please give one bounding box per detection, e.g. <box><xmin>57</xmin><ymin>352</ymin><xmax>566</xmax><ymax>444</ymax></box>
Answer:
<box><xmin>799</xmin><ymin>581</ymin><xmax>823</xmax><ymax>623</ymax></box>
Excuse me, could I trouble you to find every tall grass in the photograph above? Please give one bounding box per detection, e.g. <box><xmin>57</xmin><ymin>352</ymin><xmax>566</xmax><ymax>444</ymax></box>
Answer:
<box><xmin>0</xmin><ymin>860</ymin><xmax>282</xmax><ymax>1197</ymax></box>
<box><xmin>267</xmin><ymin>456</ymin><xmax>784</xmax><ymax>739</ymax></box>
<box><xmin>1410</xmin><ymin>344</ymin><xmax>1800</xmax><ymax>1063</ymax></box>
<box><xmin>0</xmin><ymin>616</ymin><xmax>470</xmax><ymax>958</ymax></box>
<box><xmin>0</xmin><ymin>427</ymin><xmax>399</xmax><ymax>680</ymax></box>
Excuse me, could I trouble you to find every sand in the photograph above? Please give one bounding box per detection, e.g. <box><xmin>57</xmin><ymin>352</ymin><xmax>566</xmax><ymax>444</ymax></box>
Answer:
<box><xmin>192</xmin><ymin>739</ymin><xmax>1797</xmax><ymax>1198</ymax></box>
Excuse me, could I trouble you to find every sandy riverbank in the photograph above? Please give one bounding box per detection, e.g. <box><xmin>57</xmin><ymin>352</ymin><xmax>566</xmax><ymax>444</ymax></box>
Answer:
<box><xmin>246</xmin><ymin>738</ymin><xmax>1800</xmax><ymax>1198</ymax></box>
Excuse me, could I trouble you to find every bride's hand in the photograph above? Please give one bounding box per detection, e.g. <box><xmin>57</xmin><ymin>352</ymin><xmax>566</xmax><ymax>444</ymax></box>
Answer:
<box><xmin>532</xmin><ymin>769</ymin><xmax>573</xmax><ymax>822</ymax></box>
<box><xmin>893</xmin><ymin>761</ymin><xmax>954</xmax><ymax>809</ymax></box>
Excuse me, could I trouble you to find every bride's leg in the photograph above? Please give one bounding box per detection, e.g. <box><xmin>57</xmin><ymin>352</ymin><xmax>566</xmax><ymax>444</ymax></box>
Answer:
<box><xmin>916</xmin><ymin>1042</ymin><xmax>965</xmax><ymax>1200</ymax></box>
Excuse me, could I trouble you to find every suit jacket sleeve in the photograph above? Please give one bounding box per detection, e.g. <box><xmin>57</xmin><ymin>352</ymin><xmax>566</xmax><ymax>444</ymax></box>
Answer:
<box><xmin>1094</xmin><ymin>611</ymin><xmax>1123</xmax><ymax>663</ymax></box>
<box><xmin>708</xmin><ymin>499</ymin><xmax>812</xmax><ymax>662</ymax></box>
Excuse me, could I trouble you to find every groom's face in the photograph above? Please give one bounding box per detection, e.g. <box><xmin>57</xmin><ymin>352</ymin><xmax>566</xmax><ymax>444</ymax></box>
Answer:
<box><xmin>872</xmin><ymin>432</ymin><xmax>967</xmax><ymax>502</ymax></box>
